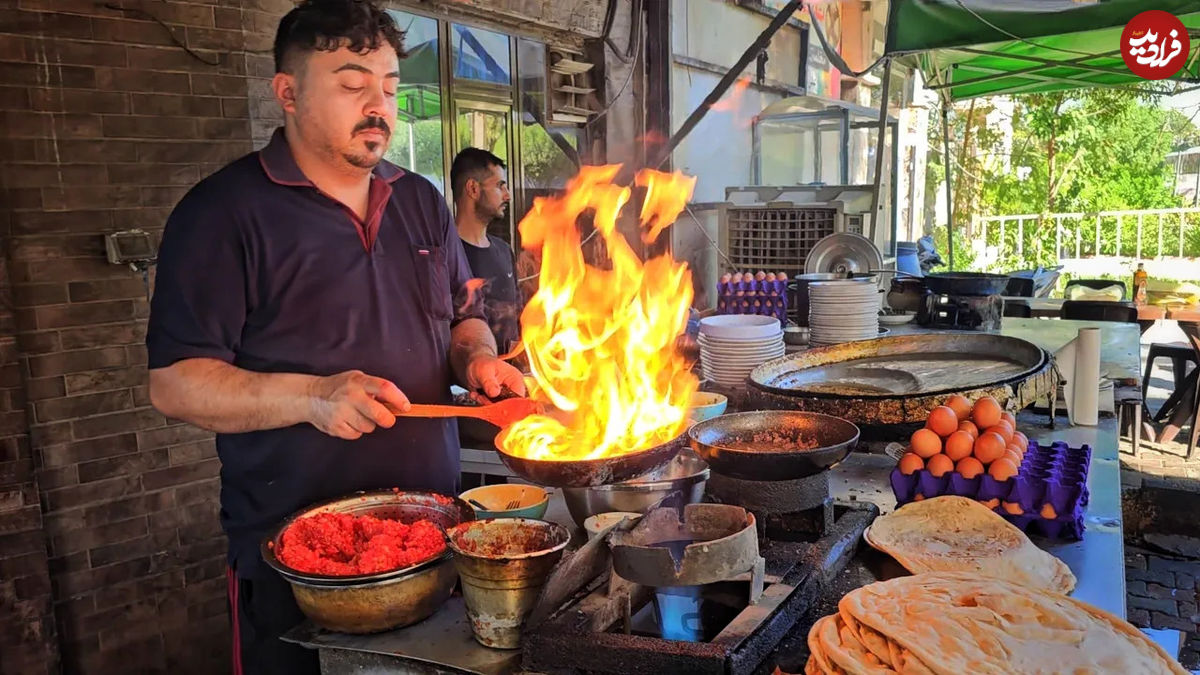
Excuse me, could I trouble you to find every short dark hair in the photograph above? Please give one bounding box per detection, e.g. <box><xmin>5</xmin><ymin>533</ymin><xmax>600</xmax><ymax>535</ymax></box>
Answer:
<box><xmin>274</xmin><ymin>0</ymin><xmax>406</xmax><ymax>74</ymax></box>
<box><xmin>451</xmin><ymin>148</ymin><xmax>507</xmax><ymax>202</ymax></box>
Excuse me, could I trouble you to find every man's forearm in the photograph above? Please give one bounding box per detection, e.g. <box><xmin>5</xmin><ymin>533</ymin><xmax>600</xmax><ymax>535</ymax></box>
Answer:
<box><xmin>148</xmin><ymin>358</ymin><xmax>317</xmax><ymax>433</ymax></box>
<box><xmin>450</xmin><ymin>318</ymin><xmax>498</xmax><ymax>386</ymax></box>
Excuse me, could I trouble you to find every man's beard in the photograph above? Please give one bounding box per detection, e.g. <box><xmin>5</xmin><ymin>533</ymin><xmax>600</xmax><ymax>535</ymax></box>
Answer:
<box><xmin>344</xmin><ymin>116</ymin><xmax>390</xmax><ymax>168</ymax></box>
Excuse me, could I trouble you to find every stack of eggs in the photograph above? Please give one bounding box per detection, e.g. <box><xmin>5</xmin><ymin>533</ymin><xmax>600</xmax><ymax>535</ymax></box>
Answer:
<box><xmin>895</xmin><ymin>395</ymin><xmax>1027</xmax><ymax>484</ymax></box>
<box><xmin>715</xmin><ymin>271</ymin><xmax>789</xmax><ymax>324</ymax></box>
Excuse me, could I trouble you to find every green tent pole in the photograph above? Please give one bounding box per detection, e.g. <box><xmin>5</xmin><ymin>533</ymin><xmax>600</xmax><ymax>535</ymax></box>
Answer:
<box><xmin>869</xmin><ymin>58</ymin><xmax>893</xmax><ymax>245</ymax></box>
<box><xmin>941</xmin><ymin>104</ymin><xmax>955</xmax><ymax>270</ymax></box>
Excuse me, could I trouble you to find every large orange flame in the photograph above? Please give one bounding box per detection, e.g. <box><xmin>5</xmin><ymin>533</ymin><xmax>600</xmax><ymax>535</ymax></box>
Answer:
<box><xmin>497</xmin><ymin>165</ymin><xmax>699</xmax><ymax>461</ymax></box>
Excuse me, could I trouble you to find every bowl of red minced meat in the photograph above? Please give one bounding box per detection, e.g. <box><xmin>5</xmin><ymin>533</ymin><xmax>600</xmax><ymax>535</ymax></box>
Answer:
<box><xmin>262</xmin><ymin>489</ymin><xmax>475</xmax><ymax>634</ymax></box>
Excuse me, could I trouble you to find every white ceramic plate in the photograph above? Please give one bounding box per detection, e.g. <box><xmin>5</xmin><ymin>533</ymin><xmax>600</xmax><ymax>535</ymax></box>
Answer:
<box><xmin>698</xmin><ymin>315</ymin><xmax>781</xmax><ymax>340</ymax></box>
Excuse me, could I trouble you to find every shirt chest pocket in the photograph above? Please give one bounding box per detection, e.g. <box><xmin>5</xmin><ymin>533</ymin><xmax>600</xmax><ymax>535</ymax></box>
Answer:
<box><xmin>410</xmin><ymin>244</ymin><xmax>454</xmax><ymax>322</ymax></box>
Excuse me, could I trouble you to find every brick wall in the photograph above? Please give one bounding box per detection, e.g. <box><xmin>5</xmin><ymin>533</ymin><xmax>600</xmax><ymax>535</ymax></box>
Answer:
<box><xmin>0</xmin><ymin>1</ymin><xmax>289</xmax><ymax>672</ymax></box>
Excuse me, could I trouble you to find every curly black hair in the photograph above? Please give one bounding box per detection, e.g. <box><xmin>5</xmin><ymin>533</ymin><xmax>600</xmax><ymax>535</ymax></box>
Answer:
<box><xmin>274</xmin><ymin>0</ymin><xmax>407</xmax><ymax>74</ymax></box>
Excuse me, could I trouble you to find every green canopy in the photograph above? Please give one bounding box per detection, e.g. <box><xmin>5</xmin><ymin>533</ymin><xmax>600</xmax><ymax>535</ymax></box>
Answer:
<box><xmin>885</xmin><ymin>0</ymin><xmax>1200</xmax><ymax>101</ymax></box>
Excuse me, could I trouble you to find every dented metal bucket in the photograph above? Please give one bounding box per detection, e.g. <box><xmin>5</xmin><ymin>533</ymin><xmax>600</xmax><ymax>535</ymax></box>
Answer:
<box><xmin>445</xmin><ymin>518</ymin><xmax>570</xmax><ymax>649</ymax></box>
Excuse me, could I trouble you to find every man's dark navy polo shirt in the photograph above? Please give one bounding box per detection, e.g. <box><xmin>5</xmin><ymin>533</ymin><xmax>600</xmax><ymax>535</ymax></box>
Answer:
<box><xmin>147</xmin><ymin>128</ymin><xmax>480</xmax><ymax>578</ymax></box>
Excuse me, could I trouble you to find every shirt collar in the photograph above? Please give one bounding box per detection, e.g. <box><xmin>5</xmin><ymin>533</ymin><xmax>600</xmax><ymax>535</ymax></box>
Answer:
<box><xmin>258</xmin><ymin>127</ymin><xmax>405</xmax><ymax>186</ymax></box>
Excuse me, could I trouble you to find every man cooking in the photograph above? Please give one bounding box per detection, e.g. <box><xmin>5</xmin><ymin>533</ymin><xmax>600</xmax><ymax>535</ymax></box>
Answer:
<box><xmin>450</xmin><ymin>148</ymin><xmax>521</xmax><ymax>360</ymax></box>
<box><xmin>145</xmin><ymin>2</ymin><xmax>524</xmax><ymax>673</ymax></box>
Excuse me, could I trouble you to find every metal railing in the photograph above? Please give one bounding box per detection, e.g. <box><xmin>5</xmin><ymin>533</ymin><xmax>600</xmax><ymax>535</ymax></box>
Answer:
<box><xmin>972</xmin><ymin>207</ymin><xmax>1200</xmax><ymax>262</ymax></box>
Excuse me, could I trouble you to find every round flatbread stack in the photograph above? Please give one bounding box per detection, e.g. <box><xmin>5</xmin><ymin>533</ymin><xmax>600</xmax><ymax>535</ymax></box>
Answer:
<box><xmin>805</xmin><ymin>572</ymin><xmax>1187</xmax><ymax>674</ymax></box>
<box><xmin>865</xmin><ymin>495</ymin><xmax>1076</xmax><ymax>593</ymax></box>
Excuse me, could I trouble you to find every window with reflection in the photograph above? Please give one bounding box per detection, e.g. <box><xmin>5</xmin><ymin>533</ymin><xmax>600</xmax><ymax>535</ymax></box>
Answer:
<box><xmin>385</xmin><ymin>10</ymin><xmax>446</xmax><ymax>192</ymax></box>
<box><xmin>452</xmin><ymin>24</ymin><xmax>511</xmax><ymax>85</ymax></box>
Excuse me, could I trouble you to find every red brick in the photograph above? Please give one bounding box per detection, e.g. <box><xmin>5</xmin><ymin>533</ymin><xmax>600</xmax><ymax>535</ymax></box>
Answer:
<box><xmin>0</xmin><ymin>138</ymin><xmax>40</xmax><ymax>163</ymax></box>
<box><xmin>129</xmin><ymin>92</ymin><xmax>223</xmax><ymax>117</ymax></box>
<box><xmin>9</xmin><ymin>233</ymin><xmax>106</xmax><ymax>261</ymax></box>
<box><xmin>78</xmin><ymin>448</ymin><xmax>167</xmax><ymax>484</ymax></box>
<box><xmin>0</xmin><ymin>7</ymin><xmax>93</xmax><ymax>39</ymax></box>
<box><xmin>43</xmin><ymin>475</ymin><xmax>142</xmax><ymax>512</ymax></box>
<box><xmin>64</xmin><ymin>366</ymin><xmax>146</xmax><ymax>396</ymax></box>
<box><xmin>107</xmin><ymin>163</ymin><xmax>199</xmax><ymax>187</ymax></box>
<box><xmin>0</xmin><ymin>411</ymin><xmax>30</xmax><ymax>437</ymax></box>
<box><xmin>95</xmin><ymin>67</ymin><xmax>190</xmax><ymax>94</ymax></box>
<box><xmin>245</xmin><ymin>53</ymin><xmax>275</xmax><ymax>79</ymax></box>
<box><xmin>142</xmin><ymin>458</ymin><xmax>219</xmax><ymax>491</ymax></box>
<box><xmin>48</xmin><ymin>551</ymin><xmax>90</xmax><ymax>576</ymax></box>
<box><xmin>11</xmin><ymin>283</ymin><xmax>68</xmax><ymax>307</ymax></box>
<box><xmin>44</xmin><ymin>184</ymin><xmax>142</xmax><ymax>211</ymax></box>
<box><xmin>47</xmin><ymin>516</ymin><xmax>147</xmax><ymax>559</ymax></box>
<box><xmin>11</xmin><ymin>258</ymin><xmax>131</xmax><ymax>285</ymax></box>
<box><xmin>3</xmin><ymin>164</ymin><xmax>106</xmax><ymax>191</ymax></box>
<box><xmin>182</xmin><ymin>556</ymin><xmax>225</xmax><ymax>585</ymax></box>
<box><xmin>190</xmin><ymin>73</ymin><xmax>246</xmax><ymax>97</ymax></box>
<box><xmin>101</xmin><ymin>114</ymin><xmax>198</xmax><ymax>139</ymax></box>
<box><xmin>0</xmin><ymin>62</ymin><xmax>94</xmax><ymax>88</ymax></box>
<box><xmin>88</xmin><ymin>533</ymin><xmax>155</xmax><ymax>569</ymax></box>
<box><xmin>59</xmin><ymin>322</ymin><xmax>145</xmax><ymax>351</ymax></box>
<box><xmin>0</xmin><ymin>505</ymin><xmax>42</xmax><ymax>535</ymax></box>
<box><xmin>135</xmin><ymin>139</ymin><xmax>248</xmax><ymax>163</ymax></box>
<box><xmin>170</xmin><ymin>478</ymin><xmax>217</xmax><ymax>507</ymax></box>
<box><xmin>197</xmin><ymin>117</ymin><xmax>249</xmax><ymax>140</ymax></box>
<box><xmin>32</xmin><ymin>139</ymin><xmax>137</xmax><ymax>165</ymax></box>
<box><xmin>166</xmin><ymin>439</ymin><xmax>215</xmax><ymax>466</ymax></box>
<box><xmin>55</xmin><ymin>113</ymin><xmax>104</xmax><ymax>139</ymax></box>
<box><xmin>140</xmin><ymin>185</ymin><xmax>191</xmax><ymax>207</ymax></box>
<box><xmin>108</xmin><ymin>206</ymin><xmax>172</xmax><ymax>231</ymax></box>
<box><xmin>135</xmin><ymin>424</ymin><xmax>211</xmax><ymax>451</ymax></box>
<box><xmin>127</xmin><ymin>344</ymin><xmax>148</xmax><ymax>366</ymax></box>
<box><xmin>0</xmin><ymin>459</ymin><xmax>34</xmax><ymax>485</ymax></box>
<box><xmin>184</xmin><ymin>26</ymin><xmax>245</xmax><ymax>51</ymax></box>
<box><xmin>126</xmin><ymin>44</ymin><xmax>219</xmax><ymax>72</ymax></box>
<box><xmin>0</xmin><ymin>530</ymin><xmax>47</xmax><ymax>558</ymax></box>
<box><xmin>67</xmin><ymin>278</ymin><xmax>147</xmax><ymax>303</ymax></box>
<box><xmin>30</xmin><ymin>422</ymin><xmax>71</xmax><ymax>448</ymax></box>
<box><xmin>220</xmin><ymin>96</ymin><xmax>250</xmax><ymax>119</ymax></box>
<box><xmin>27</xmin><ymin>348</ymin><xmax>127</xmax><ymax>379</ymax></box>
<box><xmin>34</xmin><ymin>301</ymin><xmax>135</xmax><ymax>330</ymax></box>
<box><xmin>35</xmin><ymin>391</ymin><xmax>134</xmax><ymax>423</ymax></box>
<box><xmin>14</xmin><ymin>573</ymin><xmax>53</xmax><ymax>601</ymax></box>
<box><xmin>27</xmin><ymin>376</ymin><xmax>66</xmax><ymax>402</ymax></box>
<box><xmin>131</xmin><ymin>384</ymin><xmax>150</xmax><ymax>407</ymax></box>
<box><xmin>0</xmin><ymin>87</ymin><xmax>30</xmax><ymax>111</ymax></box>
<box><xmin>90</xmin><ymin>17</ymin><xmax>177</xmax><ymax>47</ymax></box>
<box><xmin>214</xmin><ymin>7</ymin><xmax>243</xmax><ymax>29</ymax></box>
<box><xmin>61</xmin><ymin>89</ymin><xmax>129</xmax><ymax>115</ymax></box>
<box><xmin>92</xmin><ymin>569</ymin><xmax>183</xmax><ymax>613</ymax></box>
<box><xmin>72</xmin><ymin>408</ymin><xmax>164</xmax><ymax>440</ymax></box>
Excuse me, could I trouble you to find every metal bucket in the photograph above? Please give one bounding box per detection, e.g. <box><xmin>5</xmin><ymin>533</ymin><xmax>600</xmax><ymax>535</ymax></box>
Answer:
<box><xmin>445</xmin><ymin>519</ymin><xmax>570</xmax><ymax>649</ymax></box>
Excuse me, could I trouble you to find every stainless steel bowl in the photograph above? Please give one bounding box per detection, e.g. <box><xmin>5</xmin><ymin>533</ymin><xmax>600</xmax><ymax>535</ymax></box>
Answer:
<box><xmin>561</xmin><ymin>450</ymin><xmax>710</xmax><ymax>528</ymax></box>
<box><xmin>261</xmin><ymin>490</ymin><xmax>475</xmax><ymax>634</ymax></box>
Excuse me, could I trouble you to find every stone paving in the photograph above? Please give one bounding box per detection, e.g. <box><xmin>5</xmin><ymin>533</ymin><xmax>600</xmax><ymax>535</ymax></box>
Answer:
<box><xmin>1125</xmin><ymin>545</ymin><xmax>1200</xmax><ymax>669</ymax></box>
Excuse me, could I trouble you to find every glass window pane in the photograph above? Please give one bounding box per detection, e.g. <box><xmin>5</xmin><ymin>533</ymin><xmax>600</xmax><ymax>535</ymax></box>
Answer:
<box><xmin>386</xmin><ymin>11</ymin><xmax>445</xmax><ymax>193</ymax></box>
<box><xmin>451</xmin><ymin>24</ymin><xmax>511</xmax><ymax>85</ymax></box>
<box><xmin>456</xmin><ymin>107</ymin><xmax>508</xmax><ymax>162</ymax></box>
<box><xmin>516</xmin><ymin>38</ymin><xmax>579</xmax><ymax>197</ymax></box>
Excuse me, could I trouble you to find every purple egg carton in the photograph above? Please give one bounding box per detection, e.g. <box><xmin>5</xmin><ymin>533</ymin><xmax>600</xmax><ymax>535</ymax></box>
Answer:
<box><xmin>715</xmin><ymin>279</ymin><xmax>788</xmax><ymax>323</ymax></box>
<box><xmin>889</xmin><ymin>440</ymin><xmax>1092</xmax><ymax>541</ymax></box>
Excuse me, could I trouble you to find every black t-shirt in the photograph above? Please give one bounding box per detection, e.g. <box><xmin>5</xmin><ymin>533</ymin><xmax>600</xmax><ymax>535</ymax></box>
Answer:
<box><xmin>460</xmin><ymin>234</ymin><xmax>522</xmax><ymax>354</ymax></box>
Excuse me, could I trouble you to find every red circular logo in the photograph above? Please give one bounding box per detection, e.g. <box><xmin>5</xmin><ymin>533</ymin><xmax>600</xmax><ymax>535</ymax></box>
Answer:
<box><xmin>1122</xmin><ymin>10</ymin><xmax>1190</xmax><ymax>80</ymax></box>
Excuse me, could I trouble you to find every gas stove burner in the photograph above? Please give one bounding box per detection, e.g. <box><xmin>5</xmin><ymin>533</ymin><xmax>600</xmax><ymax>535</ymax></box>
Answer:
<box><xmin>706</xmin><ymin>471</ymin><xmax>834</xmax><ymax>541</ymax></box>
<box><xmin>917</xmin><ymin>292</ymin><xmax>1002</xmax><ymax>330</ymax></box>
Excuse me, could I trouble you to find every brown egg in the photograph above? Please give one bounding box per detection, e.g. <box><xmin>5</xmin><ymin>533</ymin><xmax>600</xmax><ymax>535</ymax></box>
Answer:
<box><xmin>1011</xmin><ymin>431</ymin><xmax>1029</xmax><ymax>452</ymax></box>
<box><xmin>955</xmin><ymin>456</ymin><xmax>985</xmax><ymax>479</ymax></box>
<box><xmin>776</xmin><ymin>272</ymin><xmax>789</xmax><ymax>280</ymax></box>
<box><xmin>720</xmin><ymin>272</ymin><xmax>732</xmax><ymax>283</ymax></box>
<box><xmin>973</xmin><ymin>431</ymin><xmax>1006</xmax><ymax>464</ymax></box>
<box><xmin>981</xmin><ymin>498</ymin><xmax>1001</xmax><ymax>510</ymax></box>
<box><xmin>1040</xmin><ymin>503</ymin><xmax>1058</xmax><ymax>519</ymax></box>
<box><xmin>742</xmin><ymin>272</ymin><xmax>755</xmax><ymax>283</ymax></box>
<box><xmin>972</xmin><ymin>396</ymin><xmax>1002</xmax><ymax>429</ymax></box>
<box><xmin>914</xmin><ymin>494</ymin><xmax>925</xmax><ymax>501</ymax></box>
<box><xmin>989</xmin><ymin>457</ymin><xmax>1019</xmax><ymax>481</ymax></box>
<box><xmin>910</xmin><ymin>429</ymin><xmax>942</xmax><ymax>459</ymax></box>
<box><xmin>958</xmin><ymin>420</ymin><xmax>979</xmax><ymax>438</ymax></box>
<box><xmin>926</xmin><ymin>454</ymin><xmax>954</xmax><ymax>477</ymax></box>
<box><xmin>987</xmin><ymin>421</ymin><xmax>1014</xmax><ymax>444</ymax></box>
<box><xmin>897</xmin><ymin>453</ymin><xmax>924</xmax><ymax>475</ymax></box>
<box><xmin>944</xmin><ymin>394</ymin><xmax>972</xmax><ymax>422</ymax></box>
<box><xmin>1000</xmin><ymin>411</ymin><xmax>1017</xmax><ymax>428</ymax></box>
<box><xmin>1002</xmin><ymin>448</ymin><xmax>1023</xmax><ymax>466</ymax></box>
<box><xmin>926</xmin><ymin>406</ymin><xmax>959</xmax><ymax>438</ymax></box>
<box><xmin>754</xmin><ymin>271</ymin><xmax>767</xmax><ymax>281</ymax></box>
<box><xmin>944</xmin><ymin>431</ymin><xmax>975</xmax><ymax>462</ymax></box>
<box><xmin>1002</xmin><ymin>501</ymin><xmax>1024</xmax><ymax>515</ymax></box>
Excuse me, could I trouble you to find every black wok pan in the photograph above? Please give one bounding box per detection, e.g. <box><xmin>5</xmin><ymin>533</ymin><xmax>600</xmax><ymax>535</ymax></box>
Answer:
<box><xmin>495</xmin><ymin>433</ymin><xmax>687</xmax><ymax>488</ymax></box>
<box><xmin>687</xmin><ymin>411</ymin><xmax>859</xmax><ymax>480</ymax></box>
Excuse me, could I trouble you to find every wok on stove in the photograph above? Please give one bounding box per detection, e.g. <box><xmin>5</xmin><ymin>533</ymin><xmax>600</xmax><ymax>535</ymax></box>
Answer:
<box><xmin>687</xmin><ymin>411</ymin><xmax>859</xmax><ymax>481</ymax></box>
<box><xmin>495</xmin><ymin>433</ymin><xmax>688</xmax><ymax>488</ymax></box>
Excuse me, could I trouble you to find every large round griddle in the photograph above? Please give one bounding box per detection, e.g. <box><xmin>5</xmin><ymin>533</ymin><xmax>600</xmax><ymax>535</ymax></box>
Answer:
<box><xmin>747</xmin><ymin>334</ymin><xmax>1055</xmax><ymax>426</ymax></box>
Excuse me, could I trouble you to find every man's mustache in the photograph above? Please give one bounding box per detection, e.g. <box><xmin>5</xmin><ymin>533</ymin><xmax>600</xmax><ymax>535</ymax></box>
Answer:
<box><xmin>354</xmin><ymin>117</ymin><xmax>390</xmax><ymax>136</ymax></box>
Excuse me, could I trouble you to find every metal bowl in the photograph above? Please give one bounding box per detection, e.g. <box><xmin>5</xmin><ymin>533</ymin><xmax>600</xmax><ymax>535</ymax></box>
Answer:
<box><xmin>561</xmin><ymin>449</ymin><xmax>710</xmax><ymax>528</ymax></box>
<box><xmin>261</xmin><ymin>490</ymin><xmax>475</xmax><ymax>634</ymax></box>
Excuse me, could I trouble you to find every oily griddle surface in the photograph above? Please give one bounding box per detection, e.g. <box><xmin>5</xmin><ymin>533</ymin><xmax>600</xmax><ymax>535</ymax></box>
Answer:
<box><xmin>751</xmin><ymin>334</ymin><xmax>1044</xmax><ymax>398</ymax></box>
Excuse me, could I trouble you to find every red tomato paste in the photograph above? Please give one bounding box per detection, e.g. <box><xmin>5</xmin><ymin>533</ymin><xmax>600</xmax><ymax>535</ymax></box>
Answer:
<box><xmin>278</xmin><ymin>512</ymin><xmax>446</xmax><ymax>576</ymax></box>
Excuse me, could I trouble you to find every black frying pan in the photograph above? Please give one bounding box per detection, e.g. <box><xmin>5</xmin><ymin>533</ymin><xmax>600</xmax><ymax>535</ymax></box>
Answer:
<box><xmin>920</xmin><ymin>272</ymin><xmax>1011</xmax><ymax>296</ymax></box>
<box><xmin>495</xmin><ymin>433</ymin><xmax>687</xmax><ymax>488</ymax></box>
<box><xmin>687</xmin><ymin>411</ymin><xmax>859</xmax><ymax>480</ymax></box>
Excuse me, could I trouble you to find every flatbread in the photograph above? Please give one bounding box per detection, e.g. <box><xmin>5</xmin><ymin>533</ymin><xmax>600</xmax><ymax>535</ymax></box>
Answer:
<box><xmin>865</xmin><ymin>496</ymin><xmax>1076</xmax><ymax>593</ymax></box>
<box><xmin>831</xmin><ymin>572</ymin><xmax>1187</xmax><ymax>675</ymax></box>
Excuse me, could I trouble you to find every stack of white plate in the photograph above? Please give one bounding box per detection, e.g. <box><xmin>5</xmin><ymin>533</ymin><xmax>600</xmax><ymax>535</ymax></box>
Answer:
<box><xmin>697</xmin><ymin>315</ymin><xmax>784</xmax><ymax>388</ymax></box>
<box><xmin>808</xmin><ymin>280</ymin><xmax>880</xmax><ymax>347</ymax></box>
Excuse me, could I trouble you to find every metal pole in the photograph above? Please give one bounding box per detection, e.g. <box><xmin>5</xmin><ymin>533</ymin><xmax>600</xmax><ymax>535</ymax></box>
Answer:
<box><xmin>941</xmin><ymin>105</ymin><xmax>955</xmax><ymax>270</ymax></box>
<box><xmin>869</xmin><ymin>58</ymin><xmax>893</xmax><ymax>246</ymax></box>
